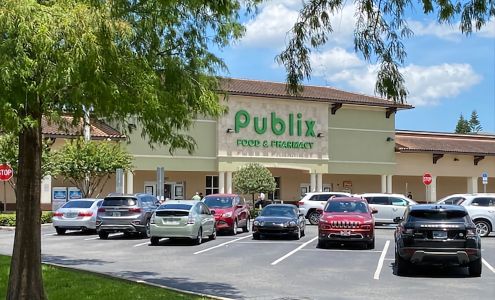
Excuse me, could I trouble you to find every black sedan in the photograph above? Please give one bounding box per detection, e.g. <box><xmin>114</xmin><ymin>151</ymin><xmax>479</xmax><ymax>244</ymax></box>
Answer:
<box><xmin>252</xmin><ymin>204</ymin><xmax>305</xmax><ymax>240</ymax></box>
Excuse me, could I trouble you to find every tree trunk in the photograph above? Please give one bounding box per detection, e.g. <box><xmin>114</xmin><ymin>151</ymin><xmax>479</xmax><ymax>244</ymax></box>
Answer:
<box><xmin>7</xmin><ymin>116</ymin><xmax>45</xmax><ymax>299</ymax></box>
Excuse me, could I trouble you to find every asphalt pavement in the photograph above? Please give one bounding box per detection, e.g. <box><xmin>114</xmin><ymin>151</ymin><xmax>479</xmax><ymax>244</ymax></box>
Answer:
<box><xmin>0</xmin><ymin>224</ymin><xmax>494</xmax><ymax>300</ymax></box>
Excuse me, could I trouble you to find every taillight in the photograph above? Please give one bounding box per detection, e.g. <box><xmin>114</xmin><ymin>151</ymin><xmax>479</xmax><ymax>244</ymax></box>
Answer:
<box><xmin>98</xmin><ymin>208</ymin><xmax>106</xmax><ymax>213</ymax></box>
<box><xmin>128</xmin><ymin>207</ymin><xmax>142</xmax><ymax>213</ymax></box>
<box><xmin>297</xmin><ymin>201</ymin><xmax>304</xmax><ymax>207</ymax></box>
<box><xmin>187</xmin><ymin>215</ymin><xmax>195</xmax><ymax>224</ymax></box>
<box><xmin>53</xmin><ymin>212</ymin><xmax>63</xmax><ymax>217</ymax></box>
<box><xmin>78</xmin><ymin>211</ymin><xmax>93</xmax><ymax>217</ymax></box>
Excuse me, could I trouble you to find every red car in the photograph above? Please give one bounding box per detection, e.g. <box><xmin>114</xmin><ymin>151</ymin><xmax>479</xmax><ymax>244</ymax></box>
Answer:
<box><xmin>202</xmin><ymin>194</ymin><xmax>251</xmax><ymax>235</ymax></box>
<box><xmin>317</xmin><ymin>197</ymin><xmax>376</xmax><ymax>249</ymax></box>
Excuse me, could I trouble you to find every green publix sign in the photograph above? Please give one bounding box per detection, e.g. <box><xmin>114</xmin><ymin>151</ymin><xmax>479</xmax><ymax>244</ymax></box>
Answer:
<box><xmin>233</xmin><ymin>109</ymin><xmax>317</xmax><ymax>150</ymax></box>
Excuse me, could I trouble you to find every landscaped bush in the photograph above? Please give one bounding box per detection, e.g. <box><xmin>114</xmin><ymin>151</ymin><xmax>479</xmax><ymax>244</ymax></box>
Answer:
<box><xmin>0</xmin><ymin>212</ymin><xmax>53</xmax><ymax>227</ymax></box>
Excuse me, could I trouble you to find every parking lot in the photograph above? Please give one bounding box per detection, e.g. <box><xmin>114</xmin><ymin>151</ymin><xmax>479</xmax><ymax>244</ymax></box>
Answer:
<box><xmin>0</xmin><ymin>224</ymin><xmax>494</xmax><ymax>300</ymax></box>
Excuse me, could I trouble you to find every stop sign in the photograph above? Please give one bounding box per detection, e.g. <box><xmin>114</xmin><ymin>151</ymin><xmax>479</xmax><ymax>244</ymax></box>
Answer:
<box><xmin>423</xmin><ymin>172</ymin><xmax>432</xmax><ymax>185</ymax></box>
<box><xmin>0</xmin><ymin>164</ymin><xmax>13</xmax><ymax>181</ymax></box>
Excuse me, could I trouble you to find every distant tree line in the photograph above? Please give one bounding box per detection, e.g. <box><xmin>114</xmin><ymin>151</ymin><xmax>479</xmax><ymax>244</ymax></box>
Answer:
<box><xmin>455</xmin><ymin>110</ymin><xmax>482</xmax><ymax>134</ymax></box>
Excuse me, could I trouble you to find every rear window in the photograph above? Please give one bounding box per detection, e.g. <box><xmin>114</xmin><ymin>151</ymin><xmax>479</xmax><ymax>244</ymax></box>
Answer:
<box><xmin>159</xmin><ymin>204</ymin><xmax>192</xmax><ymax>211</ymax></box>
<box><xmin>156</xmin><ymin>210</ymin><xmax>189</xmax><ymax>217</ymax></box>
<box><xmin>103</xmin><ymin>198</ymin><xmax>137</xmax><ymax>206</ymax></box>
<box><xmin>365</xmin><ymin>197</ymin><xmax>389</xmax><ymax>205</ymax></box>
<box><xmin>62</xmin><ymin>201</ymin><xmax>94</xmax><ymax>209</ymax></box>
<box><xmin>408</xmin><ymin>210</ymin><xmax>468</xmax><ymax>222</ymax></box>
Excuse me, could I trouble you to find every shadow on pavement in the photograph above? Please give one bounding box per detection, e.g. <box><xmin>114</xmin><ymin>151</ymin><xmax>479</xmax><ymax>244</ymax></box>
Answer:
<box><xmin>42</xmin><ymin>255</ymin><xmax>113</xmax><ymax>266</ymax></box>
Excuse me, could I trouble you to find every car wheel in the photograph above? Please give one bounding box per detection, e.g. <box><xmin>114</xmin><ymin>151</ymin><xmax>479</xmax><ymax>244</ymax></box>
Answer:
<box><xmin>209</xmin><ymin>227</ymin><xmax>217</xmax><ymax>240</ymax></box>
<box><xmin>98</xmin><ymin>231</ymin><xmax>109</xmax><ymax>240</ymax></box>
<box><xmin>395</xmin><ymin>250</ymin><xmax>410</xmax><ymax>276</ymax></box>
<box><xmin>308</xmin><ymin>211</ymin><xmax>320</xmax><ymax>225</ymax></box>
<box><xmin>143</xmin><ymin>219</ymin><xmax>151</xmax><ymax>238</ymax></box>
<box><xmin>55</xmin><ymin>228</ymin><xmax>66</xmax><ymax>235</ymax></box>
<box><xmin>293</xmin><ymin>227</ymin><xmax>301</xmax><ymax>240</ymax></box>
<box><xmin>468</xmin><ymin>258</ymin><xmax>482</xmax><ymax>277</ymax></box>
<box><xmin>301</xmin><ymin>228</ymin><xmax>305</xmax><ymax>237</ymax></box>
<box><xmin>474</xmin><ymin>220</ymin><xmax>491</xmax><ymax>237</ymax></box>
<box><xmin>231</xmin><ymin>220</ymin><xmax>238</xmax><ymax>235</ymax></box>
<box><xmin>150</xmin><ymin>237</ymin><xmax>160</xmax><ymax>246</ymax></box>
<box><xmin>242</xmin><ymin>218</ymin><xmax>250</xmax><ymax>233</ymax></box>
<box><xmin>317</xmin><ymin>239</ymin><xmax>326</xmax><ymax>249</ymax></box>
<box><xmin>253</xmin><ymin>232</ymin><xmax>260</xmax><ymax>240</ymax></box>
<box><xmin>367</xmin><ymin>238</ymin><xmax>375</xmax><ymax>250</ymax></box>
<box><xmin>194</xmin><ymin>227</ymin><xmax>203</xmax><ymax>245</ymax></box>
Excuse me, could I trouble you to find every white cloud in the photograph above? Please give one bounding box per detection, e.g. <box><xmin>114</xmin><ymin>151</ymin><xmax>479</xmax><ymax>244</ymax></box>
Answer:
<box><xmin>309</xmin><ymin>48</ymin><xmax>481</xmax><ymax>106</ymax></box>
<box><xmin>409</xmin><ymin>17</ymin><xmax>495</xmax><ymax>40</ymax></box>
<box><xmin>478</xmin><ymin>17</ymin><xmax>495</xmax><ymax>38</ymax></box>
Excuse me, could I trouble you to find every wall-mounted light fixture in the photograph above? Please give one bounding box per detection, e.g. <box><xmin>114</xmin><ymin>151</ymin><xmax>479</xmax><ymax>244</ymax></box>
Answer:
<box><xmin>317</xmin><ymin>133</ymin><xmax>324</xmax><ymax>138</ymax></box>
<box><xmin>386</xmin><ymin>137</ymin><xmax>394</xmax><ymax>142</ymax></box>
<box><xmin>226</xmin><ymin>128</ymin><xmax>234</xmax><ymax>133</ymax></box>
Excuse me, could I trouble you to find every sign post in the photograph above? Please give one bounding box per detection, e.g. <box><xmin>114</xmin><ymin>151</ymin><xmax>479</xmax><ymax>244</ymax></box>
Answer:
<box><xmin>423</xmin><ymin>172</ymin><xmax>432</xmax><ymax>203</ymax></box>
<box><xmin>0</xmin><ymin>164</ymin><xmax>14</xmax><ymax>212</ymax></box>
<box><xmin>482</xmin><ymin>172</ymin><xmax>488</xmax><ymax>193</ymax></box>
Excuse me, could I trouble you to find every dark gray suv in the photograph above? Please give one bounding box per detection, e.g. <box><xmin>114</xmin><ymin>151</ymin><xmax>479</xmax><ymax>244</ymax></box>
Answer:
<box><xmin>96</xmin><ymin>193</ymin><xmax>158</xmax><ymax>239</ymax></box>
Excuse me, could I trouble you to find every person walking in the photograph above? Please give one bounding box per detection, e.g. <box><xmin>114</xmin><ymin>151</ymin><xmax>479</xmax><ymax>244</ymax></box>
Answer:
<box><xmin>192</xmin><ymin>192</ymin><xmax>201</xmax><ymax>200</ymax></box>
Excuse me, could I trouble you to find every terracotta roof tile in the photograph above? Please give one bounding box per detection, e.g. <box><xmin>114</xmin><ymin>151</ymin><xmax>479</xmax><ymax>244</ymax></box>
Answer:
<box><xmin>395</xmin><ymin>130</ymin><xmax>495</xmax><ymax>155</ymax></box>
<box><xmin>42</xmin><ymin>116</ymin><xmax>125</xmax><ymax>140</ymax></box>
<box><xmin>219</xmin><ymin>78</ymin><xmax>412</xmax><ymax>109</ymax></box>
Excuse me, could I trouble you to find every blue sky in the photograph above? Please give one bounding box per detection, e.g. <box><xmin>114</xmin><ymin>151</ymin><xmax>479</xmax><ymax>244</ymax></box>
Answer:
<box><xmin>217</xmin><ymin>1</ymin><xmax>495</xmax><ymax>133</ymax></box>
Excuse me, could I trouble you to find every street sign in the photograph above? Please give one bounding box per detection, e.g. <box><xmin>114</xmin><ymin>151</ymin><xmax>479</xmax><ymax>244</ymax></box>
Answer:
<box><xmin>423</xmin><ymin>173</ymin><xmax>432</xmax><ymax>185</ymax></box>
<box><xmin>0</xmin><ymin>164</ymin><xmax>13</xmax><ymax>181</ymax></box>
<box><xmin>482</xmin><ymin>172</ymin><xmax>488</xmax><ymax>185</ymax></box>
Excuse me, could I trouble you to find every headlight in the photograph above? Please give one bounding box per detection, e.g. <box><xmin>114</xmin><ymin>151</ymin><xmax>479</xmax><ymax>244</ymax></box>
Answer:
<box><xmin>289</xmin><ymin>221</ymin><xmax>297</xmax><ymax>226</ymax></box>
<box><xmin>222</xmin><ymin>212</ymin><xmax>233</xmax><ymax>218</ymax></box>
<box><xmin>253</xmin><ymin>220</ymin><xmax>260</xmax><ymax>226</ymax></box>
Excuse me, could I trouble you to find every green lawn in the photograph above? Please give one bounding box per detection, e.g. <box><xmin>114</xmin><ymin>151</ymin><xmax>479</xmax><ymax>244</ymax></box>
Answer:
<box><xmin>0</xmin><ymin>255</ymin><xmax>208</xmax><ymax>300</ymax></box>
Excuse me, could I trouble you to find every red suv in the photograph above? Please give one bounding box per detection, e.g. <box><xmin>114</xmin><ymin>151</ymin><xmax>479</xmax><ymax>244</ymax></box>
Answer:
<box><xmin>202</xmin><ymin>194</ymin><xmax>250</xmax><ymax>235</ymax></box>
<box><xmin>318</xmin><ymin>197</ymin><xmax>376</xmax><ymax>249</ymax></box>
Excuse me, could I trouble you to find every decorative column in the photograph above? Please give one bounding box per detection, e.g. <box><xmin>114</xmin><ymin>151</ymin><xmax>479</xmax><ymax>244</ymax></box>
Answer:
<box><xmin>428</xmin><ymin>175</ymin><xmax>438</xmax><ymax>203</ymax></box>
<box><xmin>126</xmin><ymin>171</ymin><xmax>134</xmax><ymax>194</ymax></box>
<box><xmin>310</xmin><ymin>173</ymin><xmax>316</xmax><ymax>192</ymax></box>
<box><xmin>316</xmin><ymin>173</ymin><xmax>323</xmax><ymax>192</ymax></box>
<box><xmin>219</xmin><ymin>171</ymin><xmax>225</xmax><ymax>194</ymax></box>
<box><xmin>467</xmin><ymin>176</ymin><xmax>478</xmax><ymax>194</ymax></box>
<box><xmin>40</xmin><ymin>175</ymin><xmax>52</xmax><ymax>205</ymax></box>
<box><xmin>226</xmin><ymin>171</ymin><xmax>233</xmax><ymax>194</ymax></box>
<box><xmin>381</xmin><ymin>175</ymin><xmax>387</xmax><ymax>193</ymax></box>
<box><xmin>386</xmin><ymin>175</ymin><xmax>393</xmax><ymax>193</ymax></box>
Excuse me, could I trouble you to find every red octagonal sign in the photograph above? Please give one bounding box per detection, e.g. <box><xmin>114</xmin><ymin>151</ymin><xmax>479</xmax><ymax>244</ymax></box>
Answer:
<box><xmin>0</xmin><ymin>164</ymin><xmax>13</xmax><ymax>181</ymax></box>
<box><xmin>423</xmin><ymin>172</ymin><xmax>432</xmax><ymax>185</ymax></box>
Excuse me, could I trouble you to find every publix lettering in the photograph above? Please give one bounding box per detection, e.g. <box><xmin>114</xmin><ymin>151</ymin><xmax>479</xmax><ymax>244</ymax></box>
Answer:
<box><xmin>235</xmin><ymin>110</ymin><xmax>316</xmax><ymax>137</ymax></box>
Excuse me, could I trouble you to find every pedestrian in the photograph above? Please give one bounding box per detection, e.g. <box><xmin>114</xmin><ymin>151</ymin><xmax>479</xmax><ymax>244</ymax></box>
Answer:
<box><xmin>407</xmin><ymin>192</ymin><xmax>413</xmax><ymax>200</ymax></box>
<box><xmin>192</xmin><ymin>192</ymin><xmax>201</xmax><ymax>200</ymax></box>
<box><xmin>254</xmin><ymin>192</ymin><xmax>267</xmax><ymax>208</ymax></box>
<box><xmin>199</xmin><ymin>192</ymin><xmax>204</xmax><ymax>199</ymax></box>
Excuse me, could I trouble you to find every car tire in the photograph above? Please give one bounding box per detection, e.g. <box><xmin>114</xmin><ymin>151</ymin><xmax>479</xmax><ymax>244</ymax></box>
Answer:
<box><xmin>468</xmin><ymin>258</ymin><xmax>482</xmax><ymax>277</ymax></box>
<box><xmin>317</xmin><ymin>239</ymin><xmax>326</xmax><ymax>249</ymax></box>
<box><xmin>395</xmin><ymin>250</ymin><xmax>410</xmax><ymax>276</ymax></box>
<box><xmin>194</xmin><ymin>227</ymin><xmax>203</xmax><ymax>245</ymax></box>
<box><xmin>150</xmin><ymin>237</ymin><xmax>160</xmax><ymax>246</ymax></box>
<box><xmin>367</xmin><ymin>238</ymin><xmax>375</xmax><ymax>250</ymax></box>
<box><xmin>143</xmin><ymin>219</ymin><xmax>151</xmax><ymax>238</ymax></box>
<box><xmin>474</xmin><ymin>220</ymin><xmax>491</xmax><ymax>237</ymax></box>
<box><xmin>231</xmin><ymin>220</ymin><xmax>238</xmax><ymax>235</ymax></box>
<box><xmin>253</xmin><ymin>233</ymin><xmax>260</xmax><ymax>240</ymax></box>
<box><xmin>209</xmin><ymin>227</ymin><xmax>217</xmax><ymax>240</ymax></box>
<box><xmin>293</xmin><ymin>227</ymin><xmax>301</xmax><ymax>240</ymax></box>
<box><xmin>98</xmin><ymin>231</ymin><xmax>109</xmax><ymax>240</ymax></box>
<box><xmin>301</xmin><ymin>228</ymin><xmax>305</xmax><ymax>237</ymax></box>
<box><xmin>242</xmin><ymin>218</ymin><xmax>250</xmax><ymax>233</ymax></box>
<box><xmin>55</xmin><ymin>228</ymin><xmax>66</xmax><ymax>235</ymax></box>
<box><xmin>308</xmin><ymin>211</ymin><xmax>320</xmax><ymax>225</ymax></box>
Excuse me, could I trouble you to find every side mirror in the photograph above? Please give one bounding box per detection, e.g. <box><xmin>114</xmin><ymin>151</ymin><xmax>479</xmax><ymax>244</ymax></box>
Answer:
<box><xmin>393</xmin><ymin>217</ymin><xmax>403</xmax><ymax>223</ymax></box>
<box><xmin>210</xmin><ymin>210</ymin><xmax>216</xmax><ymax>215</ymax></box>
<box><xmin>371</xmin><ymin>208</ymin><xmax>378</xmax><ymax>214</ymax></box>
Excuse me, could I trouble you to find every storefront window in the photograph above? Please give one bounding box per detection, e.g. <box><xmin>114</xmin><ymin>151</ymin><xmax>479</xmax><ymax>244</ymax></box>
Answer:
<box><xmin>268</xmin><ymin>177</ymin><xmax>280</xmax><ymax>201</ymax></box>
<box><xmin>205</xmin><ymin>176</ymin><xmax>219</xmax><ymax>195</ymax></box>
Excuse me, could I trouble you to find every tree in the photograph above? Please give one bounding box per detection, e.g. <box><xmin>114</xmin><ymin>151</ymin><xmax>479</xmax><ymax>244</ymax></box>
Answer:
<box><xmin>0</xmin><ymin>0</ymin><xmax>259</xmax><ymax>299</ymax></box>
<box><xmin>232</xmin><ymin>163</ymin><xmax>276</xmax><ymax>206</ymax></box>
<box><xmin>468</xmin><ymin>110</ymin><xmax>483</xmax><ymax>133</ymax></box>
<box><xmin>53</xmin><ymin>139</ymin><xmax>133</xmax><ymax>198</ymax></box>
<box><xmin>278</xmin><ymin>1</ymin><xmax>494</xmax><ymax>103</ymax></box>
<box><xmin>455</xmin><ymin>114</ymin><xmax>471</xmax><ymax>134</ymax></box>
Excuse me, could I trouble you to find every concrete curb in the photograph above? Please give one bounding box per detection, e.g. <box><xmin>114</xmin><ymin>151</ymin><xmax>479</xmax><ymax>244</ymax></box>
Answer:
<box><xmin>43</xmin><ymin>261</ymin><xmax>234</xmax><ymax>300</ymax></box>
<box><xmin>0</xmin><ymin>226</ymin><xmax>15</xmax><ymax>231</ymax></box>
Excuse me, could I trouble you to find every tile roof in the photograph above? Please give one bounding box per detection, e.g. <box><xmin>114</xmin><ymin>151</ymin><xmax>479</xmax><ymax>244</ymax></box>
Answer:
<box><xmin>219</xmin><ymin>78</ymin><xmax>413</xmax><ymax>109</ymax></box>
<box><xmin>42</xmin><ymin>116</ymin><xmax>125</xmax><ymax>140</ymax></box>
<box><xmin>395</xmin><ymin>130</ymin><xmax>495</xmax><ymax>156</ymax></box>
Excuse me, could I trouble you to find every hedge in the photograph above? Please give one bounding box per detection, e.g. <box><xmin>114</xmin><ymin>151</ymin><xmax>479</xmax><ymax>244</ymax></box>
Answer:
<box><xmin>0</xmin><ymin>212</ymin><xmax>53</xmax><ymax>227</ymax></box>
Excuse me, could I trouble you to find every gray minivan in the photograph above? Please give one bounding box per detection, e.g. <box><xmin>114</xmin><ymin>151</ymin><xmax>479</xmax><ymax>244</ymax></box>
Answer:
<box><xmin>96</xmin><ymin>193</ymin><xmax>158</xmax><ymax>239</ymax></box>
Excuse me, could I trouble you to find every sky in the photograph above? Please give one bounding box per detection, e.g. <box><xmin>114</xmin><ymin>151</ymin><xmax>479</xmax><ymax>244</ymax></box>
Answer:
<box><xmin>216</xmin><ymin>0</ymin><xmax>495</xmax><ymax>134</ymax></box>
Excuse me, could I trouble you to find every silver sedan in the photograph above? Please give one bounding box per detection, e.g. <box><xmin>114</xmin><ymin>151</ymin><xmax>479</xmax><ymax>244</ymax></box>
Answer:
<box><xmin>52</xmin><ymin>199</ymin><xmax>103</xmax><ymax>234</ymax></box>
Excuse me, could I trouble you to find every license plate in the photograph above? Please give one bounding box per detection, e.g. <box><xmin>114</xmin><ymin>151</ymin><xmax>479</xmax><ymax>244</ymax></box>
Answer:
<box><xmin>65</xmin><ymin>213</ymin><xmax>77</xmax><ymax>218</ymax></box>
<box><xmin>340</xmin><ymin>230</ymin><xmax>351</xmax><ymax>236</ymax></box>
<box><xmin>112</xmin><ymin>212</ymin><xmax>121</xmax><ymax>217</ymax></box>
<box><xmin>433</xmin><ymin>231</ymin><xmax>447</xmax><ymax>239</ymax></box>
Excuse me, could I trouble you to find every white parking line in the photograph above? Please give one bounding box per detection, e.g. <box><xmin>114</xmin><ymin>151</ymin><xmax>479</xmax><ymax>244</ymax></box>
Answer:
<box><xmin>482</xmin><ymin>258</ymin><xmax>495</xmax><ymax>273</ymax></box>
<box><xmin>373</xmin><ymin>240</ymin><xmax>390</xmax><ymax>280</ymax></box>
<box><xmin>194</xmin><ymin>235</ymin><xmax>251</xmax><ymax>255</ymax></box>
<box><xmin>271</xmin><ymin>236</ymin><xmax>318</xmax><ymax>266</ymax></box>
<box><xmin>84</xmin><ymin>233</ymin><xmax>122</xmax><ymax>241</ymax></box>
<box><xmin>44</xmin><ymin>233</ymin><xmax>57</xmax><ymax>236</ymax></box>
<box><xmin>134</xmin><ymin>241</ymin><xmax>150</xmax><ymax>247</ymax></box>
<box><xmin>300</xmin><ymin>248</ymin><xmax>382</xmax><ymax>253</ymax></box>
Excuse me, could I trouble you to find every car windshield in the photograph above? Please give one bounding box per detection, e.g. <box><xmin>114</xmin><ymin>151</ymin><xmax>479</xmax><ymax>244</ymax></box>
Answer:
<box><xmin>159</xmin><ymin>204</ymin><xmax>193</xmax><ymax>211</ymax></box>
<box><xmin>62</xmin><ymin>201</ymin><xmax>94</xmax><ymax>209</ymax></box>
<box><xmin>325</xmin><ymin>201</ymin><xmax>368</xmax><ymax>213</ymax></box>
<box><xmin>260</xmin><ymin>206</ymin><xmax>296</xmax><ymax>217</ymax></box>
<box><xmin>203</xmin><ymin>196</ymin><xmax>233</xmax><ymax>208</ymax></box>
<box><xmin>409</xmin><ymin>210</ymin><xmax>467</xmax><ymax>222</ymax></box>
<box><xmin>103</xmin><ymin>198</ymin><xmax>137</xmax><ymax>206</ymax></box>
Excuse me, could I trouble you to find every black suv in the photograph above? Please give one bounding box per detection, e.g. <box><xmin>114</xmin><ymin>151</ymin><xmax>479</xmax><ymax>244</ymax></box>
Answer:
<box><xmin>394</xmin><ymin>204</ymin><xmax>482</xmax><ymax>277</ymax></box>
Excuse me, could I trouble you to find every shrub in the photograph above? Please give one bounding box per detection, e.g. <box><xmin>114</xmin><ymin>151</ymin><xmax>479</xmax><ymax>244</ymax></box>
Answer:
<box><xmin>0</xmin><ymin>211</ymin><xmax>53</xmax><ymax>227</ymax></box>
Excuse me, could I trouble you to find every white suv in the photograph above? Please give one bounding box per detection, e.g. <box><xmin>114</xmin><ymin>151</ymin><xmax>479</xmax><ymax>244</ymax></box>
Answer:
<box><xmin>356</xmin><ymin>193</ymin><xmax>416</xmax><ymax>225</ymax></box>
<box><xmin>459</xmin><ymin>194</ymin><xmax>495</xmax><ymax>237</ymax></box>
<box><xmin>297</xmin><ymin>192</ymin><xmax>351</xmax><ymax>225</ymax></box>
